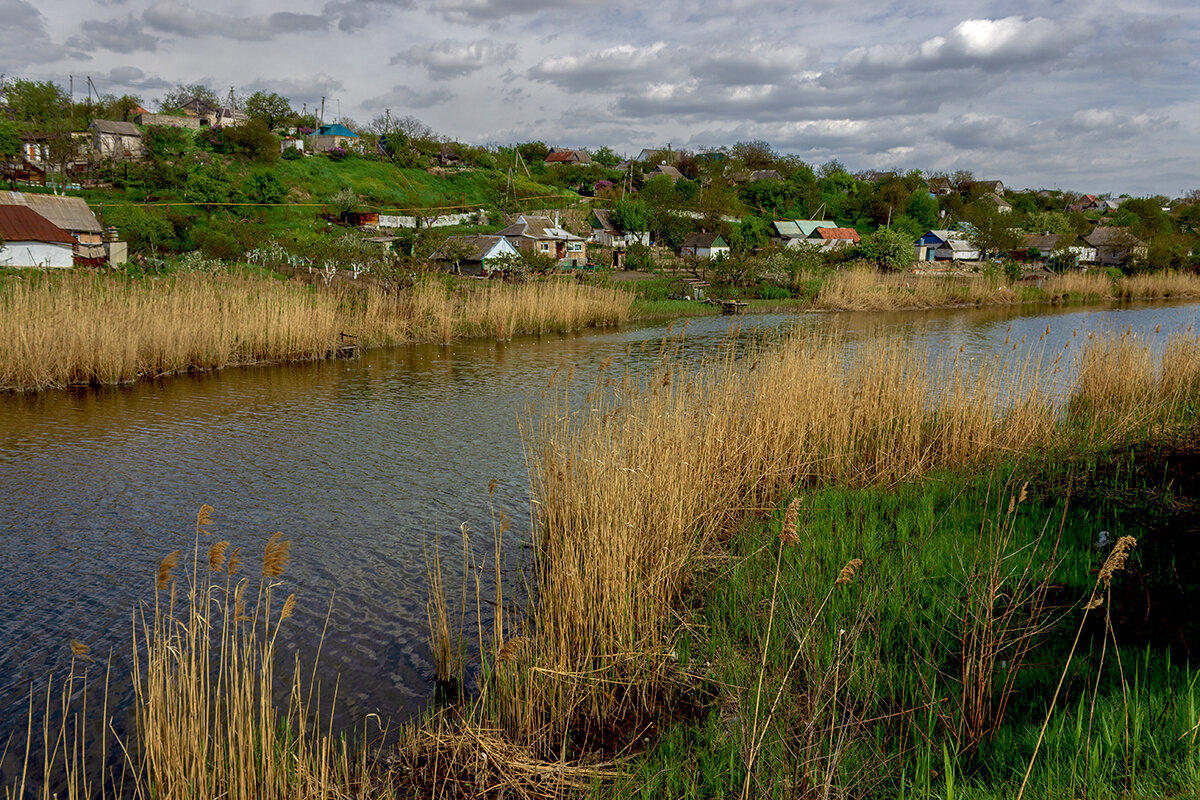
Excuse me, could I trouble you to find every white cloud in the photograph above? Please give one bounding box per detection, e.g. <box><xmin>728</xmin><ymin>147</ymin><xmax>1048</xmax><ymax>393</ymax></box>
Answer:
<box><xmin>842</xmin><ymin>16</ymin><xmax>1094</xmax><ymax>73</ymax></box>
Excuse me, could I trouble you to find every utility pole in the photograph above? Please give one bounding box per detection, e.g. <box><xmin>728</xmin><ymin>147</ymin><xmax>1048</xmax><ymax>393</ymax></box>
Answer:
<box><xmin>320</xmin><ymin>97</ymin><xmax>325</xmax><ymax>125</ymax></box>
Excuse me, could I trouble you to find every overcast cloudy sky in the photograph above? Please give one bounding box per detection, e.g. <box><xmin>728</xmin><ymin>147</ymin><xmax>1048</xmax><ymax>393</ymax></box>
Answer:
<box><xmin>4</xmin><ymin>0</ymin><xmax>1198</xmax><ymax>196</ymax></box>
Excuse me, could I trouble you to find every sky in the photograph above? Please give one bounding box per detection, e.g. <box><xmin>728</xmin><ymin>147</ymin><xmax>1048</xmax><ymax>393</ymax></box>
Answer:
<box><xmin>4</xmin><ymin>0</ymin><xmax>1198</xmax><ymax>197</ymax></box>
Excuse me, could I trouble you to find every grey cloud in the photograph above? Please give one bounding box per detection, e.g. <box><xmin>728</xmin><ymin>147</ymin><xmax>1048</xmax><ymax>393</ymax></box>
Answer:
<box><xmin>841</xmin><ymin>16</ymin><xmax>1094</xmax><ymax>74</ymax></box>
<box><xmin>363</xmin><ymin>84</ymin><xmax>455</xmax><ymax>109</ymax></box>
<box><xmin>143</xmin><ymin>2</ymin><xmax>328</xmax><ymax>41</ymax></box>
<box><xmin>247</xmin><ymin>74</ymin><xmax>347</xmax><ymax>107</ymax></box>
<box><xmin>691</xmin><ymin>43</ymin><xmax>812</xmax><ymax>87</ymax></box>
<box><xmin>98</xmin><ymin>66</ymin><xmax>173</xmax><ymax>90</ymax></box>
<box><xmin>528</xmin><ymin>43</ymin><xmax>675</xmax><ymax>91</ymax></box>
<box><xmin>67</xmin><ymin>15</ymin><xmax>159</xmax><ymax>53</ymax></box>
<box><xmin>429</xmin><ymin>0</ymin><xmax>586</xmax><ymax>23</ymax></box>
<box><xmin>0</xmin><ymin>0</ymin><xmax>75</xmax><ymax>65</ymax></box>
<box><xmin>323</xmin><ymin>0</ymin><xmax>416</xmax><ymax>32</ymax></box>
<box><xmin>391</xmin><ymin>39</ymin><xmax>518</xmax><ymax>79</ymax></box>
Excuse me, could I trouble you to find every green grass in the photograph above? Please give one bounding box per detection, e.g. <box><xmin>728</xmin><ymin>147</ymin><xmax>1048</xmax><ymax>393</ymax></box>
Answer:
<box><xmin>599</xmin><ymin>434</ymin><xmax>1200</xmax><ymax>799</ymax></box>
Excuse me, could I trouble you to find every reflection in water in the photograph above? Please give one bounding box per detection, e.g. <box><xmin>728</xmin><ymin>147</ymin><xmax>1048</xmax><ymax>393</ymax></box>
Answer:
<box><xmin>0</xmin><ymin>299</ymin><xmax>1196</xmax><ymax>761</ymax></box>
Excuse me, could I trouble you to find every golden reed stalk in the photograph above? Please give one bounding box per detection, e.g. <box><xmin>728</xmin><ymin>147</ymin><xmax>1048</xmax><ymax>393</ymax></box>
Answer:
<box><xmin>0</xmin><ymin>272</ymin><xmax>633</xmax><ymax>391</ymax></box>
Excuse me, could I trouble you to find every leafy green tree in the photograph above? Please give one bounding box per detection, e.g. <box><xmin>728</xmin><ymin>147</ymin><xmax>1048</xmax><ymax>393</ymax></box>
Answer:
<box><xmin>965</xmin><ymin>205</ymin><xmax>1022</xmax><ymax>258</ymax></box>
<box><xmin>5</xmin><ymin>80</ymin><xmax>69</xmax><ymax>124</ymax></box>
<box><xmin>731</xmin><ymin>139</ymin><xmax>775</xmax><ymax>170</ymax></box>
<box><xmin>246</xmin><ymin>169</ymin><xmax>286</xmax><ymax>205</ymax></box>
<box><xmin>144</xmin><ymin>125</ymin><xmax>192</xmax><ymax>158</ymax></box>
<box><xmin>611</xmin><ymin>198</ymin><xmax>649</xmax><ymax>234</ymax></box>
<box><xmin>158</xmin><ymin>84</ymin><xmax>220</xmax><ymax>112</ymax></box>
<box><xmin>590</xmin><ymin>146</ymin><xmax>621</xmax><ymax>167</ymax></box>
<box><xmin>517</xmin><ymin>141</ymin><xmax>549</xmax><ymax>164</ymax></box>
<box><xmin>729</xmin><ymin>215</ymin><xmax>771</xmax><ymax>254</ymax></box>
<box><xmin>860</xmin><ymin>227</ymin><xmax>915</xmax><ymax>271</ymax></box>
<box><xmin>102</xmin><ymin>205</ymin><xmax>176</xmax><ymax>252</ymax></box>
<box><xmin>185</xmin><ymin>162</ymin><xmax>232</xmax><ymax>216</ymax></box>
<box><xmin>906</xmin><ymin>189</ymin><xmax>939</xmax><ymax>230</ymax></box>
<box><xmin>0</xmin><ymin>121</ymin><xmax>21</xmax><ymax>169</ymax></box>
<box><xmin>243</xmin><ymin>91</ymin><xmax>294</xmax><ymax>130</ymax></box>
<box><xmin>213</xmin><ymin>120</ymin><xmax>279</xmax><ymax>163</ymax></box>
<box><xmin>329</xmin><ymin>187</ymin><xmax>359</xmax><ymax>221</ymax></box>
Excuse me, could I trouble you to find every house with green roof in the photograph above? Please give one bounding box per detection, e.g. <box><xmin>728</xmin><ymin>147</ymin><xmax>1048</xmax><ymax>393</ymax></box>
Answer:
<box><xmin>308</xmin><ymin>124</ymin><xmax>360</xmax><ymax>153</ymax></box>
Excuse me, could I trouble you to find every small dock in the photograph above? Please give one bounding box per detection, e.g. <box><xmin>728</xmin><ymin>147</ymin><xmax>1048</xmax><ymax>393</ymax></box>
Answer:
<box><xmin>718</xmin><ymin>300</ymin><xmax>749</xmax><ymax>315</ymax></box>
<box><xmin>335</xmin><ymin>332</ymin><xmax>360</xmax><ymax>358</ymax></box>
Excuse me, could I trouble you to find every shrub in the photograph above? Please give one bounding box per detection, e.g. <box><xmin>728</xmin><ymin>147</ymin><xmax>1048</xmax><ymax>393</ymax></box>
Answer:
<box><xmin>758</xmin><ymin>284</ymin><xmax>792</xmax><ymax>300</ymax></box>
<box><xmin>281</xmin><ymin>146</ymin><xmax>303</xmax><ymax>161</ymax></box>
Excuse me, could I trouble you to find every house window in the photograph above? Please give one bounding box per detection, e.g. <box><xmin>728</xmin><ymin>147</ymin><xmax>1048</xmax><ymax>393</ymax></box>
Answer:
<box><xmin>568</xmin><ymin>242</ymin><xmax>582</xmax><ymax>252</ymax></box>
<box><xmin>540</xmin><ymin>242</ymin><xmax>551</xmax><ymax>252</ymax></box>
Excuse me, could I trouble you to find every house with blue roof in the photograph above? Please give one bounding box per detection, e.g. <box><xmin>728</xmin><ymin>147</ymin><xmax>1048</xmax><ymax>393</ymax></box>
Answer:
<box><xmin>309</xmin><ymin>123</ymin><xmax>360</xmax><ymax>154</ymax></box>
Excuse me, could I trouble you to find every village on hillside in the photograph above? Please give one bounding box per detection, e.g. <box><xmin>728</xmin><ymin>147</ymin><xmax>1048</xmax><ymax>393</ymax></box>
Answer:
<box><xmin>2</xmin><ymin>78</ymin><xmax>1197</xmax><ymax>280</ymax></box>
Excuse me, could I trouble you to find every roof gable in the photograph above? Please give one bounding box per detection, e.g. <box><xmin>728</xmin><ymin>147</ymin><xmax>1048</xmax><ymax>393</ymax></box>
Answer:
<box><xmin>90</xmin><ymin>119</ymin><xmax>141</xmax><ymax>137</ymax></box>
<box><xmin>0</xmin><ymin>191</ymin><xmax>102</xmax><ymax>234</ymax></box>
<box><xmin>0</xmin><ymin>205</ymin><xmax>75</xmax><ymax>245</ymax></box>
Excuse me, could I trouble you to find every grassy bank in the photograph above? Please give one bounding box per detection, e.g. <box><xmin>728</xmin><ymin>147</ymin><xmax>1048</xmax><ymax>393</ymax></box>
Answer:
<box><xmin>405</xmin><ymin>325</ymin><xmax>1200</xmax><ymax>797</ymax></box>
<box><xmin>0</xmin><ymin>269</ymin><xmax>633</xmax><ymax>391</ymax></box>
<box><xmin>606</xmin><ymin>450</ymin><xmax>1200</xmax><ymax>798</ymax></box>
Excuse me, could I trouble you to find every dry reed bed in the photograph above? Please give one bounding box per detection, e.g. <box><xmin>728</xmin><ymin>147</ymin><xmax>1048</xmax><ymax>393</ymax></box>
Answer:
<box><xmin>494</xmin><ymin>329</ymin><xmax>1200</xmax><ymax>755</ymax></box>
<box><xmin>813</xmin><ymin>267</ymin><xmax>1200</xmax><ymax>311</ymax></box>
<box><xmin>0</xmin><ymin>273</ymin><xmax>633</xmax><ymax>391</ymax></box>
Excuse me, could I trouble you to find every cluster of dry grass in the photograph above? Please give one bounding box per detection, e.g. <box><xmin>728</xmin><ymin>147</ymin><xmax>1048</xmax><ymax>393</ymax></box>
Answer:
<box><xmin>812</xmin><ymin>266</ymin><xmax>1200</xmax><ymax>311</ymax></box>
<box><xmin>814</xmin><ymin>267</ymin><xmax>1018</xmax><ymax>310</ymax></box>
<box><xmin>1116</xmin><ymin>271</ymin><xmax>1200</xmax><ymax>299</ymax></box>
<box><xmin>0</xmin><ymin>272</ymin><xmax>633</xmax><ymax>391</ymax></box>
<box><xmin>463</xmin><ymin>327</ymin><xmax>1200</xmax><ymax>761</ymax></box>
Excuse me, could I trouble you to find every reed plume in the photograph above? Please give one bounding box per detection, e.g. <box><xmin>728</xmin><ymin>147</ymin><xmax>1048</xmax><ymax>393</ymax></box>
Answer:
<box><xmin>207</xmin><ymin>541</ymin><xmax>230</xmax><ymax>572</ymax></box>
<box><xmin>779</xmin><ymin>497</ymin><xmax>800</xmax><ymax>546</ymax></box>
<box><xmin>1099</xmin><ymin>536</ymin><xmax>1138</xmax><ymax>588</ymax></box>
<box><xmin>156</xmin><ymin>550</ymin><xmax>181</xmax><ymax>590</ymax></box>
<box><xmin>262</xmin><ymin>532</ymin><xmax>291</xmax><ymax>578</ymax></box>
<box><xmin>226</xmin><ymin>546</ymin><xmax>243</xmax><ymax>575</ymax></box>
<box><xmin>837</xmin><ymin>558</ymin><xmax>864</xmax><ymax>586</ymax></box>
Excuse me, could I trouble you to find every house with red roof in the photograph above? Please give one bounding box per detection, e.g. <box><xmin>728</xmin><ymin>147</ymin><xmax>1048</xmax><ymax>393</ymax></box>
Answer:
<box><xmin>544</xmin><ymin>149</ymin><xmax>592</xmax><ymax>166</ymax></box>
<box><xmin>0</xmin><ymin>205</ymin><xmax>77</xmax><ymax>268</ymax></box>
<box><xmin>810</xmin><ymin>227</ymin><xmax>861</xmax><ymax>251</ymax></box>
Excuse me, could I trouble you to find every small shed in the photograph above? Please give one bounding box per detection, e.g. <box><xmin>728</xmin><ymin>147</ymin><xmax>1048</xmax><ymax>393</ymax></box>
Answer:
<box><xmin>681</xmin><ymin>232</ymin><xmax>730</xmax><ymax>259</ymax></box>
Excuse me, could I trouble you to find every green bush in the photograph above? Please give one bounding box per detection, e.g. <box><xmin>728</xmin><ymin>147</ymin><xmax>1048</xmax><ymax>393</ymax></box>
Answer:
<box><xmin>281</xmin><ymin>146</ymin><xmax>303</xmax><ymax>161</ymax></box>
<box><xmin>758</xmin><ymin>284</ymin><xmax>792</xmax><ymax>300</ymax></box>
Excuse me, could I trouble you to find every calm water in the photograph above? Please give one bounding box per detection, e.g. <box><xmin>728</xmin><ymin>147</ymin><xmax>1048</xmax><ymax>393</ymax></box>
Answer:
<box><xmin>0</xmin><ymin>299</ymin><xmax>1197</xmax><ymax>766</ymax></box>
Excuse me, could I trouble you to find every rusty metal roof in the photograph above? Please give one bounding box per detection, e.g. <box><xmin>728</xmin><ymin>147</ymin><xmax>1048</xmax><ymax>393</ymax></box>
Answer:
<box><xmin>0</xmin><ymin>191</ymin><xmax>102</xmax><ymax>234</ymax></box>
<box><xmin>0</xmin><ymin>205</ymin><xmax>76</xmax><ymax>245</ymax></box>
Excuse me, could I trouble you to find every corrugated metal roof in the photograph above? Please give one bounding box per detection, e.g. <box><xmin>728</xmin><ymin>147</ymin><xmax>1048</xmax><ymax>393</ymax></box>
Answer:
<box><xmin>497</xmin><ymin>216</ymin><xmax>583</xmax><ymax>241</ymax></box>
<box><xmin>812</xmin><ymin>227</ymin><xmax>860</xmax><ymax>242</ymax></box>
<box><xmin>90</xmin><ymin>119</ymin><xmax>141</xmax><ymax>136</ymax></box>
<box><xmin>0</xmin><ymin>205</ymin><xmax>76</xmax><ymax>245</ymax></box>
<box><xmin>0</xmin><ymin>191</ymin><xmax>102</xmax><ymax>234</ymax></box>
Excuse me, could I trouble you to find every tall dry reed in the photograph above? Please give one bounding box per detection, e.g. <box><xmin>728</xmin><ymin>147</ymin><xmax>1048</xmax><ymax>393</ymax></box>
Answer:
<box><xmin>0</xmin><ymin>273</ymin><xmax>633</xmax><ymax>391</ymax></box>
<box><xmin>492</xmin><ymin>328</ymin><xmax>1200</xmax><ymax>755</ymax></box>
<box><xmin>7</xmin><ymin>506</ymin><xmax>375</xmax><ymax>800</ymax></box>
<box><xmin>1116</xmin><ymin>271</ymin><xmax>1200</xmax><ymax>299</ymax></box>
<box><xmin>814</xmin><ymin>266</ymin><xmax>1016</xmax><ymax>310</ymax></box>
